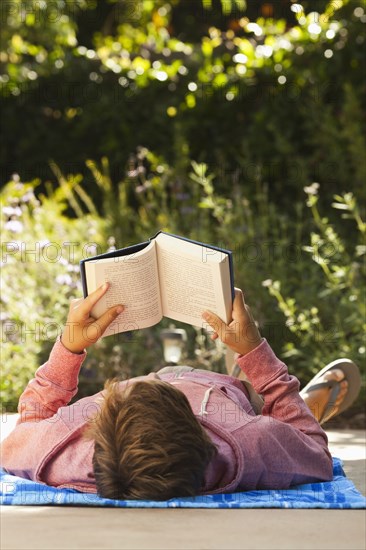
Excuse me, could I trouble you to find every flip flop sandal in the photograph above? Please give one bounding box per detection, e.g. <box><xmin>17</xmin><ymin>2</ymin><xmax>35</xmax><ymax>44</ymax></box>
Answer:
<box><xmin>301</xmin><ymin>358</ymin><xmax>362</xmax><ymax>425</ymax></box>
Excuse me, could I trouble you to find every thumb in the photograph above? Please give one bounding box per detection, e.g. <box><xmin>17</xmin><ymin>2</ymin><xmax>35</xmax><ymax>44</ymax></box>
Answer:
<box><xmin>232</xmin><ymin>288</ymin><xmax>246</xmax><ymax>317</ymax></box>
<box><xmin>92</xmin><ymin>304</ymin><xmax>124</xmax><ymax>336</ymax></box>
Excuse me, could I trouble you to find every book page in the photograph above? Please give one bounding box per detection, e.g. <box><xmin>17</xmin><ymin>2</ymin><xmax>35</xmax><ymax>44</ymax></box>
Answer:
<box><xmin>84</xmin><ymin>241</ymin><xmax>162</xmax><ymax>336</ymax></box>
<box><xmin>155</xmin><ymin>235</ymin><xmax>232</xmax><ymax>328</ymax></box>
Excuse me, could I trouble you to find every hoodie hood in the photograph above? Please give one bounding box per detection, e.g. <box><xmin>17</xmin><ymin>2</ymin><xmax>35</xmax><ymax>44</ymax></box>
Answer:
<box><xmin>169</xmin><ymin>379</ymin><xmax>248</xmax><ymax>493</ymax></box>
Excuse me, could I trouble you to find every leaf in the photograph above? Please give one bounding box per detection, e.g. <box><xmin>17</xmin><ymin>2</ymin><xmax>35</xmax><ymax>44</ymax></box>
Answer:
<box><xmin>49</xmin><ymin>162</ymin><xmax>84</xmax><ymax>218</ymax></box>
<box><xmin>355</xmin><ymin>245</ymin><xmax>366</xmax><ymax>257</ymax></box>
<box><xmin>333</xmin><ymin>194</ymin><xmax>346</xmax><ymax>202</ymax></box>
<box><xmin>202</xmin><ymin>0</ymin><xmax>212</xmax><ymax>9</ymax></box>
<box><xmin>331</xmin><ymin>202</ymin><xmax>350</xmax><ymax>210</ymax></box>
<box><xmin>86</xmin><ymin>160</ymin><xmax>111</xmax><ymax>191</ymax></box>
<box><xmin>74</xmin><ymin>184</ymin><xmax>98</xmax><ymax>215</ymax></box>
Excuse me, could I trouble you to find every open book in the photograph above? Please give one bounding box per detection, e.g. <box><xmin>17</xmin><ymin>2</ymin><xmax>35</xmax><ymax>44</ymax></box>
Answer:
<box><xmin>80</xmin><ymin>231</ymin><xmax>234</xmax><ymax>337</ymax></box>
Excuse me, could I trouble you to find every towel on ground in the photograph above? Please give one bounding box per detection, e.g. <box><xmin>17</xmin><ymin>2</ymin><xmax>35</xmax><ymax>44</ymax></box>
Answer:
<box><xmin>1</xmin><ymin>458</ymin><xmax>365</xmax><ymax>509</ymax></box>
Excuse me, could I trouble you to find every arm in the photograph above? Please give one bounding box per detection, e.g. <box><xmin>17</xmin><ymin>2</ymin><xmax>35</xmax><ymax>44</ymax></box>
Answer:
<box><xmin>202</xmin><ymin>289</ymin><xmax>333</xmax><ymax>488</ymax></box>
<box><xmin>237</xmin><ymin>339</ymin><xmax>328</xmax><ymax>437</ymax></box>
<box><xmin>235</xmin><ymin>339</ymin><xmax>333</xmax><ymax>487</ymax></box>
<box><xmin>17</xmin><ymin>283</ymin><xmax>124</xmax><ymax>423</ymax></box>
<box><xmin>0</xmin><ymin>285</ymin><xmax>124</xmax><ymax>480</ymax></box>
<box><xmin>17</xmin><ymin>338</ymin><xmax>86</xmax><ymax>423</ymax></box>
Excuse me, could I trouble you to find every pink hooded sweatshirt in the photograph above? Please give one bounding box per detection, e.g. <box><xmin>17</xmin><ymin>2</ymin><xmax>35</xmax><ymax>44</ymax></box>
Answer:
<box><xmin>0</xmin><ymin>337</ymin><xmax>333</xmax><ymax>495</ymax></box>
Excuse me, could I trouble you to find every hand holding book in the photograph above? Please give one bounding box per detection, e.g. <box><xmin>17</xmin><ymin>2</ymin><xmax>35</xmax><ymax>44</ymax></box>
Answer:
<box><xmin>60</xmin><ymin>283</ymin><xmax>261</xmax><ymax>359</ymax></box>
<box><xmin>202</xmin><ymin>288</ymin><xmax>262</xmax><ymax>357</ymax></box>
<box><xmin>61</xmin><ymin>283</ymin><xmax>124</xmax><ymax>353</ymax></box>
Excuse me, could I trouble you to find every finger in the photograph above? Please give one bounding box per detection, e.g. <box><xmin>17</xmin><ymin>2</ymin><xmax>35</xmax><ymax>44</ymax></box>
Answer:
<box><xmin>70</xmin><ymin>298</ymin><xmax>83</xmax><ymax>311</ymax></box>
<box><xmin>202</xmin><ymin>310</ymin><xmax>226</xmax><ymax>337</ymax></box>
<box><xmin>79</xmin><ymin>283</ymin><xmax>110</xmax><ymax>317</ymax></box>
<box><xmin>90</xmin><ymin>304</ymin><xmax>124</xmax><ymax>336</ymax></box>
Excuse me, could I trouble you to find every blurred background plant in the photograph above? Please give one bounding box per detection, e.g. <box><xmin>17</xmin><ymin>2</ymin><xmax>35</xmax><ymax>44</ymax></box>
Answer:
<box><xmin>1</xmin><ymin>0</ymin><xmax>365</xmax><ymax>423</ymax></box>
<box><xmin>1</xmin><ymin>0</ymin><xmax>365</xmax><ymax>204</ymax></box>
<box><xmin>1</xmin><ymin>166</ymin><xmax>364</xmax><ymax>422</ymax></box>
<box><xmin>262</xmin><ymin>186</ymin><xmax>365</xmax><ymax>371</ymax></box>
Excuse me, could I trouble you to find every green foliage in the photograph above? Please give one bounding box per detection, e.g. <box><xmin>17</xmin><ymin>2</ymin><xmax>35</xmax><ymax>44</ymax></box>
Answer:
<box><xmin>0</xmin><ymin>0</ymin><xmax>91</xmax><ymax>94</ymax></box>
<box><xmin>2</xmin><ymin>163</ymin><xmax>364</xmax><ymax>411</ymax></box>
<box><xmin>1</xmin><ymin>0</ymin><xmax>365</xmax><ymax>416</ymax></box>
<box><xmin>262</xmin><ymin>186</ymin><xmax>365</xmax><ymax>383</ymax></box>
<box><xmin>0</xmin><ymin>176</ymin><xmax>100</xmax><ymax>408</ymax></box>
<box><xmin>0</xmin><ymin>170</ymin><xmax>226</xmax><ymax>410</ymax></box>
<box><xmin>1</xmin><ymin>0</ymin><xmax>365</xmax><ymax>206</ymax></box>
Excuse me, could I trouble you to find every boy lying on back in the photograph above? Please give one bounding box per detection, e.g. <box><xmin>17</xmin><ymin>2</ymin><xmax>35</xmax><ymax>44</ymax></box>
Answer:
<box><xmin>1</xmin><ymin>284</ymin><xmax>335</xmax><ymax>500</ymax></box>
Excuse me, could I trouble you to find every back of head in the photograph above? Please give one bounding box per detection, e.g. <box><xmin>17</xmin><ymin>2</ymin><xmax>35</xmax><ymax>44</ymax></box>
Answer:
<box><xmin>89</xmin><ymin>378</ymin><xmax>217</xmax><ymax>500</ymax></box>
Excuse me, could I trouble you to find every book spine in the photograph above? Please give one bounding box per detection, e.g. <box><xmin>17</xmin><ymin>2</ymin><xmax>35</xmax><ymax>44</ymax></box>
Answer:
<box><xmin>79</xmin><ymin>260</ymin><xmax>88</xmax><ymax>298</ymax></box>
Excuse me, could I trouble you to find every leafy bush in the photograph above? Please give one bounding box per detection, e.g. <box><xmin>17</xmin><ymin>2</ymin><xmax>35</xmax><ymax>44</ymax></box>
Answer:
<box><xmin>262</xmin><ymin>186</ymin><xmax>365</xmax><ymax>374</ymax></box>
<box><xmin>0</xmin><ymin>176</ymin><xmax>101</xmax><ymax>408</ymax></box>
<box><xmin>1</xmin><ymin>0</ymin><xmax>365</xmax><ymax>418</ymax></box>
<box><xmin>1</xmin><ymin>0</ymin><xmax>365</xmax><ymax>208</ymax></box>
<box><xmin>1</xmin><ymin>165</ymin><xmax>364</xmax><ymax>414</ymax></box>
<box><xmin>0</xmin><ymin>169</ymin><xmax>227</xmax><ymax>410</ymax></box>
<box><xmin>260</xmin><ymin>185</ymin><xmax>366</xmax><ymax>419</ymax></box>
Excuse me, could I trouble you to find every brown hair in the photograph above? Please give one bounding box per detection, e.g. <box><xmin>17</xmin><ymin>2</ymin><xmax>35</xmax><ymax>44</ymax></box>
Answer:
<box><xmin>88</xmin><ymin>378</ymin><xmax>217</xmax><ymax>501</ymax></box>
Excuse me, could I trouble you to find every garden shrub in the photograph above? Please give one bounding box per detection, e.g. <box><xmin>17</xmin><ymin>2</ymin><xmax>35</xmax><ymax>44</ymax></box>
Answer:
<box><xmin>1</xmin><ymin>0</ymin><xmax>365</xmax><ymax>208</ymax></box>
<box><xmin>1</xmin><ymin>165</ymin><xmax>364</xmax><ymax>413</ymax></box>
<box><xmin>0</xmin><ymin>170</ymin><xmax>227</xmax><ymax>410</ymax></box>
<box><xmin>1</xmin><ymin>0</ymin><xmax>365</xmax><ymax>416</ymax></box>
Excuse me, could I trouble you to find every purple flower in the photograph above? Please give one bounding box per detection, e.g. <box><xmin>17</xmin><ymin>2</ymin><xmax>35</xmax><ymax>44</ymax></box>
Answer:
<box><xmin>55</xmin><ymin>274</ymin><xmax>73</xmax><ymax>286</ymax></box>
<box><xmin>4</xmin><ymin>220</ymin><xmax>23</xmax><ymax>233</ymax></box>
<box><xmin>3</xmin><ymin>206</ymin><xmax>22</xmax><ymax>217</ymax></box>
<box><xmin>180</xmin><ymin>206</ymin><xmax>195</xmax><ymax>215</ymax></box>
<box><xmin>304</xmin><ymin>183</ymin><xmax>320</xmax><ymax>195</ymax></box>
<box><xmin>176</xmin><ymin>193</ymin><xmax>190</xmax><ymax>201</ymax></box>
<box><xmin>21</xmin><ymin>191</ymin><xmax>35</xmax><ymax>203</ymax></box>
<box><xmin>136</xmin><ymin>185</ymin><xmax>147</xmax><ymax>194</ymax></box>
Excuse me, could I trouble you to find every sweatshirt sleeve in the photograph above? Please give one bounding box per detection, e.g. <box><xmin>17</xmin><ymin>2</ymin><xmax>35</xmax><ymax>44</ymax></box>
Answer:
<box><xmin>16</xmin><ymin>337</ymin><xmax>87</xmax><ymax>424</ymax></box>
<box><xmin>234</xmin><ymin>339</ymin><xmax>333</xmax><ymax>489</ymax></box>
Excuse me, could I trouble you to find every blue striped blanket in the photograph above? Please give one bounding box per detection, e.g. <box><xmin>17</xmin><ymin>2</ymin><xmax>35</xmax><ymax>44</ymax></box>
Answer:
<box><xmin>1</xmin><ymin>458</ymin><xmax>365</xmax><ymax>509</ymax></box>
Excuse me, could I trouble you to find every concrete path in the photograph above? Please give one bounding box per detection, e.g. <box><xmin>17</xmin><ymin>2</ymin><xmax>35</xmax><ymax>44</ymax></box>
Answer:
<box><xmin>1</xmin><ymin>415</ymin><xmax>365</xmax><ymax>550</ymax></box>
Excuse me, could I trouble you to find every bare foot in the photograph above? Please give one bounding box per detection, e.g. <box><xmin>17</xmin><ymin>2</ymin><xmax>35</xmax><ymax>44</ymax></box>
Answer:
<box><xmin>301</xmin><ymin>369</ymin><xmax>349</xmax><ymax>423</ymax></box>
